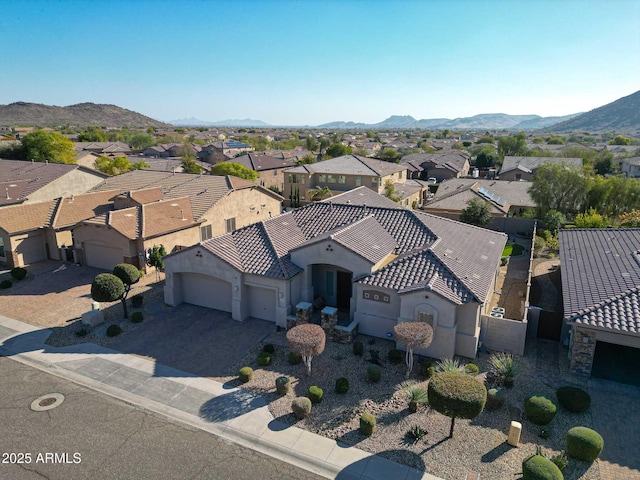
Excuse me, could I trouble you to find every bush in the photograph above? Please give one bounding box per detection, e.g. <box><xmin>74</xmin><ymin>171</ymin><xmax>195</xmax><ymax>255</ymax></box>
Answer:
<box><xmin>388</xmin><ymin>349</ymin><xmax>403</xmax><ymax>364</ymax></box>
<box><xmin>275</xmin><ymin>376</ymin><xmax>290</xmax><ymax>396</ymax></box>
<box><xmin>106</xmin><ymin>324</ymin><xmax>122</xmax><ymax>337</ymax></box>
<box><xmin>131</xmin><ymin>294</ymin><xmax>144</xmax><ymax>308</ymax></box>
<box><xmin>486</xmin><ymin>388</ymin><xmax>505</xmax><ymax>410</ymax></box>
<box><xmin>353</xmin><ymin>341</ymin><xmax>364</xmax><ymax>356</ymax></box>
<box><xmin>359</xmin><ymin>413</ymin><xmax>376</xmax><ymax>436</ymax></box>
<box><xmin>435</xmin><ymin>357</ymin><xmax>464</xmax><ymax>373</ymax></box>
<box><xmin>335</xmin><ymin>377</ymin><xmax>349</xmax><ymax>394</ymax></box>
<box><xmin>550</xmin><ymin>451</ymin><xmax>568</xmax><ymax>471</ymax></box>
<box><xmin>556</xmin><ymin>386</ymin><xmax>591</xmax><ymax>413</ymax></box>
<box><xmin>465</xmin><ymin>363</ymin><xmax>479</xmax><ymax>375</ymax></box>
<box><xmin>291</xmin><ymin>397</ymin><xmax>312</xmax><ymax>419</ymax></box>
<box><xmin>406</xmin><ymin>424</ymin><xmax>427</xmax><ymax>441</ymax></box>
<box><xmin>257</xmin><ymin>352</ymin><xmax>272</xmax><ymax>366</ymax></box>
<box><xmin>288</xmin><ymin>351</ymin><xmax>302</xmax><ymax>365</ymax></box>
<box><xmin>522</xmin><ymin>454</ymin><xmax>564</xmax><ymax>480</ymax></box>
<box><xmin>428</xmin><ymin>372</ymin><xmax>487</xmax><ymax>423</ymax></box>
<box><xmin>566</xmin><ymin>426</ymin><xmax>604</xmax><ymax>462</ymax></box>
<box><xmin>130</xmin><ymin>311</ymin><xmax>144</xmax><ymax>323</ymax></box>
<box><xmin>308</xmin><ymin>386</ymin><xmax>323</xmax><ymax>404</ymax></box>
<box><xmin>262</xmin><ymin>344</ymin><xmax>275</xmax><ymax>354</ymax></box>
<box><xmin>0</xmin><ymin>279</ymin><xmax>12</xmax><ymax>289</ymax></box>
<box><xmin>91</xmin><ymin>273</ymin><xmax>124</xmax><ymax>302</ymax></box>
<box><xmin>238</xmin><ymin>367</ymin><xmax>253</xmax><ymax>383</ymax></box>
<box><xmin>367</xmin><ymin>364</ymin><xmax>381</xmax><ymax>383</ymax></box>
<box><xmin>10</xmin><ymin>267</ymin><xmax>27</xmax><ymax>280</ymax></box>
<box><xmin>112</xmin><ymin>263</ymin><xmax>141</xmax><ymax>286</ymax></box>
<box><xmin>488</xmin><ymin>352</ymin><xmax>521</xmax><ymax>386</ymax></box>
<box><xmin>405</xmin><ymin>386</ymin><xmax>428</xmax><ymax>412</ymax></box>
<box><xmin>525</xmin><ymin>395</ymin><xmax>557</xmax><ymax>425</ymax></box>
<box><xmin>419</xmin><ymin>362</ymin><xmax>435</xmax><ymax>379</ymax></box>
<box><xmin>75</xmin><ymin>327</ymin><xmax>89</xmax><ymax>337</ymax></box>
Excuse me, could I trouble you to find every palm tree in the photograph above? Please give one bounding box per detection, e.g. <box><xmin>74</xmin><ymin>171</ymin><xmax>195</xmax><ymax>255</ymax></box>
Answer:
<box><xmin>308</xmin><ymin>186</ymin><xmax>332</xmax><ymax>202</ymax></box>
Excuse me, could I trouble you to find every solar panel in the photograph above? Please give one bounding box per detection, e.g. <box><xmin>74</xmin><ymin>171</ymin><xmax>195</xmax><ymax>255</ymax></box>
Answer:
<box><xmin>478</xmin><ymin>187</ymin><xmax>507</xmax><ymax>207</ymax></box>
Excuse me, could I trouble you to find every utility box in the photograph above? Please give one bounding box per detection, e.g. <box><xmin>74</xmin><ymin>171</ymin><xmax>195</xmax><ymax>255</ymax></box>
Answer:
<box><xmin>507</xmin><ymin>421</ymin><xmax>522</xmax><ymax>447</ymax></box>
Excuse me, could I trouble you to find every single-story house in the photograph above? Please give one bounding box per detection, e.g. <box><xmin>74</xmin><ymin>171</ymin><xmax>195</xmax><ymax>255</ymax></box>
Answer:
<box><xmin>559</xmin><ymin>228</ymin><xmax>640</xmax><ymax>380</ymax></box>
<box><xmin>163</xmin><ymin>187</ymin><xmax>508</xmax><ymax>359</ymax></box>
<box><xmin>400</xmin><ymin>152</ymin><xmax>470</xmax><ymax>182</ymax></box>
<box><xmin>620</xmin><ymin>156</ymin><xmax>640</xmax><ymax>178</ymax></box>
<box><xmin>499</xmin><ymin>156</ymin><xmax>582</xmax><ymax>181</ymax></box>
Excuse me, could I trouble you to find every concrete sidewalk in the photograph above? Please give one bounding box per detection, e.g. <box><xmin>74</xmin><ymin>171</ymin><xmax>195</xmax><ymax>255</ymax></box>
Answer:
<box><xmin>0</xmin><ymin>315</ymin><xmax>442</xmax><ymax>480</ymax></box>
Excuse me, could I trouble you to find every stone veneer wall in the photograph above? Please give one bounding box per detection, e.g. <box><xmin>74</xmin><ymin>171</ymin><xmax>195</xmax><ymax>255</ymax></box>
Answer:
<box><xmin>570</xmin><ymin>327</ymin><xmax>597</xmax><ymax>377</ymax></box>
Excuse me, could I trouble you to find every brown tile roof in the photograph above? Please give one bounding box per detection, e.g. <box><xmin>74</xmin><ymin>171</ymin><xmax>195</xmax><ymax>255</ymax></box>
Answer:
<box><xmin>231</xmin><ymin>153</ymin><xmax>295</xmax><ymax>172</ymax></box>
<box><xmin>52</xmin><ymin>190</ymin><xmax>118</xmax><ymax>228</ymax></box>
<box><xmin>285</xmin><ymin>155</ymin><xmax>405</xmax><ymax>177</ymax></box>
<box><xmin>401</xmin><ymin>152</ymin><xmax>469</xmax><ymax>173</ymax></box>
<box><xmin>0</xmin><ymin>200</ymin><xmax>57</xmax><ymax>234</ymax></box>
<box><xmin>128</xmin><ymin>187</ymin><xmax>163</xmax><ymax>205</ymax></box>
<box><xmin>500</xmin><ymin>156</ymin><xmax>582</xmax><ymax>175</ymax></box>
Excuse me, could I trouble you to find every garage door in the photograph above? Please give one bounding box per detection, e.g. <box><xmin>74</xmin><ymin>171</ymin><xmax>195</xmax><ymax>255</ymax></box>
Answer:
<box><xmin>246</xmin><ymin>285</ymin><xmax>276</xmax><ymax>322</ymax></box>
<box><xmin>84</xmin><ymin>243</ymin><xmax>123</xmax><ymax>271</ymax></box>
<box><xmin>591</xmin><ymin>341</ymin><xmax>640</xmax><ymax>387</ymax></box>
<box><xmin>16</xmin><ymin>233</ymin><xmax>46</xmax><ymax>265</ymax></box>
<box><xmin>181</xmin><ymin>273</ymin><xmax>232</xmax><ymax>313</ymax></box>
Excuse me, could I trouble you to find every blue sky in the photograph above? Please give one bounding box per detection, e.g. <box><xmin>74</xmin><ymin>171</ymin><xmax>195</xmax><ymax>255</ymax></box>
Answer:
<box><xmin>1</xmin><ymin>0</ymin><xmax>638</xmax><ymax>125</ymax></box>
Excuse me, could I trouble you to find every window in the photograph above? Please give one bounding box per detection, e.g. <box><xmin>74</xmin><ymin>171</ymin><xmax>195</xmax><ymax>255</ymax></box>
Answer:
<box><xmin>338</xmin><ymin>175</ymin><xmax>346</xmax><ymax>184</ymax></box>
<box><xmin>273</xmin><ymin>169</ymin><xmax>277</xmax><ymax>176</ymax></box>
<box><xmin>0</xmin><ymin>236</ymin><xmax>4</xmax><ymax>258</ymax></box>
<box><xmin>319</xmin><ymin>174</ymin><xmax>326</xmax><ymax>182</ymax></box>
<box><xmin>200</xmin><ymin>225</ymin><xmax>212</xmax><ymax>241</ymax></box>
<box><xmin>398</xmin><ymin>171</ymin><xmax>403</xmax><ymax>180</ymax></box>
<box><xmin>225</xmin><ymin>217</ymin><xmax>236</xmax><ymax>233</ymax></box>
<box><xmin>372</xmin><ymin>177</ymin><xmax>379</xmax><ymax>187</ymax></box>
<box><xmin>355</xmin><ymin>175</ymin><xmax>361</xmax><ymax>187</ymax></box>
<box><xmin>288</xmin><ymin>174</ymin><xmax>298</xmax><ymax>184</ymax></box>
<box><xmin>515</xmin><ymin>173</ymin><xmax>522</xmax><ymax>181</ymax></box>
<box><xmin>327</xmin><ymin>175</ymin><xmax>336</xmax><ymax>183</ymax></box>
<box><xmin>418</xmin><ymin>311</ymin><xmax>434</xmax><ymax>327</ymax></box>
<box><xmin>325</xmin><ymin>271</ymin><xmax>334</xmax><ymax>296</ymax></box>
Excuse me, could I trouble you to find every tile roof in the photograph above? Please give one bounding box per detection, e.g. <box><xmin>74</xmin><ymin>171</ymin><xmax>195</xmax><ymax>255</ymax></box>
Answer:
<box><xmin>327</xmin><ymin>186</ymin><xmax>404</xmax><ymax>209</ymax></box>
<box><xmin>285</xmin><ymin>155</ymin><xmax>405</xmax><ymax>177</ymax></box>
<box><xmin>52</xmin><ymin>190</ymin><xmax>118</xmax><ymax>228</ymax></box>
<box><xmin>0</xmin><ymin>200</ymin><xmax>56</xmax><ymax>234</ymax></box>
<box><xmin>560</xmin><ymin>229</ymin><xmax>640</xmax><ymax>328</ymax></box>
<box><xmin>569</xmin><ymin>287</ymin><xmax>640</xmax><ymax>334</ymax></box>
<box><xmin>621</xmin><ymin>156</ymin><xmax>640</xmax><ymax>166</ymax></box>
<box><xmin>427</xmin><ymin>179</ymin><xmax>535</xmax><ymax>211</ymax></box>
<box><xmin>499</xmin><ymin>156</ymin><xmax>582</xmax><ymax>175</ymax></box>
<box><xmin>231</xmin><ymin>153</ymin><xmax>295</xmax><ymax>172</ymax></box>
<box><xmin>400</xmin><ymin>152</ymin><xmax>469</xmax><ymax>173</ymax></box>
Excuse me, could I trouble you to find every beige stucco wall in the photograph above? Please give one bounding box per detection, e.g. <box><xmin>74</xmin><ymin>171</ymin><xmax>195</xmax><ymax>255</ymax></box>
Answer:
<box><xmin>73</xmin><ymin>224</ymin><xmax>133</xmax><ymax>261</ymax></box>
<box><xmin>499</xmin><ymin>170</ymin><xmax>533</xmax><ymax>182</ymax></box>
<box><xmin>257</xmin><ymin>168</ymin><xmax>286</xmax><ymax>191</ymax></box>
<box><xmin>25</xmin><ymin>169</ymin><xmax>106</xmax><ymax>204</ymax></box>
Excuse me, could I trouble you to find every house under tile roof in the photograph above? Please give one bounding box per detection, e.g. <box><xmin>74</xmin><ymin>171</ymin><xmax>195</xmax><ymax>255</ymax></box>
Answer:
<box><xmin>499</xmin><ymin>156</ymin><xmax>582</xmax><ymax>175</ymax></box>
<box><xmin>231</xmin><ymin>153</ymin><xmax>295</xmax><ymax>172</ymax></box>
<box><xmin>559</xmin><ymin>228</ymin><xmax>640</xmax><ymax>333</ymax></box>
<box><xmin>285</xmin><ymin>155</ymin><xmax>405</xmax><ymax>177</ymax></box>
<box><xmin>400</xmin><ymin>152</ymin><xmax>469</xmax><ymax>173</ymax></box>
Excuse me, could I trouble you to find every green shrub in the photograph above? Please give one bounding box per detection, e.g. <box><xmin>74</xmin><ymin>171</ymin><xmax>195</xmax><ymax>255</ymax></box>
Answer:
<box><xmin>239</xmin><ymin>367</ymin><xmax>253</xmax><ymax>383</ymax></box>
<box><xmin>291</xmin><ymin>397</ymin><xmax>312</xmax><ymax>419</ymax></box>
<box><xmin>367</xmin><ymin>364</ymin><xmax>381</xmax><ymax>383</ymax></box>
<box><xmin>550</xmin><ymin>451</ymin><xmax>568</xmax><ymax>471</ymax></box>
<box><xmin>353</xmin><ymin>341</ymin><xmax>364</xmax><ymax>356</ymax></box>
<box><xmin>0</xmin><ymin>279</ymin><xmax>12</xmax><ymax>289</ymax></box>
<box><xmin>360</xmin><ymin>413</ymin><xmax>376</xmax><ymax>436</ymax></box>
<box><xmin>10</xmin><ymin>267</ymin><xmax>27</xmax><ymax>280</ymax></box>
<box><xmin>556</xmin><ymin>386</ymin><xmax>591</xmax><ymax>413</ymax></box>
<box><xmin>131</xmin><ymin>294</ymin><xmax>144</xmax><ymax>308</ymax></box>
<box><xmin>419</xmin><ymin>362</ymin><xmax>435</xmax><ymax>379</ymax></box>
<box><xmin>465</xmin><ymin>363</ymin><xmax>479</xmax><ymax>375</ymax></box>
<box><xmin>566</xmin><ymin>426</ymin><xmax>604</xmax><ymax>462</ymax></box>
<box><xmin>112</xmin><ymin>263</ymin><xmax>141</xmax><ymax>286</ymax></box>
<box><xmin>406</xmin><ymin>424</ymin><xmax>427</xmax><ymax>441</ymax></box>
<box><xmin>335</xmin><ymin>377</ymin><xmax>349</xmax><ymax>394</ymax></box>
<box><xmin>130</xmin><ymin>311</ymin><xmax>144</xmax><ymax>323</ymax></box>
<box><xmin>262</xmin><ymin>343</ymin><xmax>275</xmax><ymax>354</ymax></box>
<box><xmin>405</xmin><ymin>386</ymin><xmax>428</xmax><ymax>412</ymax></box>
<box><xmin>91</xmin><ymin>273</ymin><xmax>124</xmax><ymax>302</ymax></box>
<box><xmin>522</xmin><ymin>454</ymin><xmax>564</xmax><ymax>480</ymax></box>
<box><xmin>435</xmin><ymin>357</ymin><xmax>464</xmax><ymax>372</ymax></box>
<box><xmin>288</xmin><ymin>351</ymin><xmax>302</xmax><ymax>365</ymax></box>
<box><xmin>106</xmin><ymin>324</ymin><xmax>122</xmax><ymax>337</ymax></box>
<box><xmin>275</xmin><ymin>376</ymin><xmax>290</xmax><ymax>396</ymax></box>
<box><xmin>308</xmin><ymin>386</ymin><xmax>323</xmax><ymax>404</ymax></box>
<box><xmin>488</xmin><ymin>352</ymin><xmax>521</xmax><ymax>386</ymax></box>
<box><xmin>257</xmin><ymin>352</ymin><xmax>272</xmax><ymax>366</ymax></box>
<box><xmin>388</xmin><ymin>349</ymin><xmax>403</xmax><ymax>364</ymax></box>
<box><xmin>486</xmin><ymin>388</ymin><xmax>505</xmax><ymax>410</ymax></box>
<box><xmin>525</xmin><ymin>395</ymin><xmax>557</xmax><ymax>425</ymax></box>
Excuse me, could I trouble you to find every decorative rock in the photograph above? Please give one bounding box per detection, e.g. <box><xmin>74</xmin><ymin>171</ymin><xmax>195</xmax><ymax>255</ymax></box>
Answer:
<box><xmin>507</xmin><ymin>421</ymin><xmax>522</xmax><ymax>447</ymax></box>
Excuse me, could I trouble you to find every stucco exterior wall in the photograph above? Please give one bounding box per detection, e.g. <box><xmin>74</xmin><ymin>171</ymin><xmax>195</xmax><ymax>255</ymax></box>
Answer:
<box><xmin>242</xmin><ymin>273</ymin><xmax>290</xmax><ymax>327</ymax></box>
<box><xmin>73</xmin><ymin>224</ymin><xmax>133</xmax><ymax>260</ymax></box>
<box><xmin>25</xmin><ymin>169</ymin><xmax>106</xmax><ymax>204</ymax></box>
<box><xmin>480</xmin><ymin>314</ymin><xmax>527</xmax><ymax>355</ymax></box>
<box><xmin>257</xmin><ymin>168</ymin><xmax>286</xmax><ymax>191</ymax></box>
<box><xmin>142</xmin><ymin>228</ymin><xmax>201</xmax><ymax>257</ymax></box>
<box><xmin>499</xmin><ymin>170</ymin><xmax>533</xmax><ymax>182</ymax></box>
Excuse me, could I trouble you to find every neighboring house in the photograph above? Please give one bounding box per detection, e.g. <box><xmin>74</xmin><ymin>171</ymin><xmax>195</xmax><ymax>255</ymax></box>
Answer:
<box><xmin>559</xmin><ymin>228</ymin><xmax>640</xmax><ymax>380</ymax></box>
<box><xmin>499</xmin><ymin>156</ymin><xmax>582</xmax><ymax>181</ymax></box>
<box><xmin>163</xmin><ymin>187</ymin><xmax>507</xmax><ymax>360</ymax></box>
<box><xmin>423</xmin><ymin>179</ymin><xmax>536</xmax><ymax>217</ymax></box>
<box><xmin>400</xmin><ymin>152</ymin><xmax>470</xmax><ymax>182</ymax></box>
<box><xmin>142</xmin><ymin>143</ymin><xmax>202</xmax><ymax>158</ymax></box>
<box><xmin>197</xmin><ymin>140</ymin><xmax>253</xmax><ymax>163</ymax></box>
<box><xmin>620</xmin><ymin>156</ymin><xmax>640</xmax><ymax>177</ymax></box>
<box><xmin>226</xmin><ymin>153</ymin><xmax>295</xmax><ymax>191</ymax></box>
<box><xmin>75</xmin><ymin>150</ymin><xmax>101</xmax><ymax>170</ymax></box>
<box><xmin>74</xmin><ymin>142</ymin><xmax>133</xmax><ymax>156</ymax></box>
<box><xmin>283</xmin><ymin>155</ymin><xmax>421</xmax><ymax>208</ymax></box>
<box><xmin>0</xmin><ymin>159</ymin><xmax>108</xmax><ymax>207</ymax></box>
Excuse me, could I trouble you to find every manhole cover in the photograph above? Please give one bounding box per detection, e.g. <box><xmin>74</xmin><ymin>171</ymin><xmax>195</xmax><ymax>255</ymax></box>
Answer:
<box><xmin>31</xmin><ymin>393</ymin><xmax>64</xmax><ymax>411</ymax></box>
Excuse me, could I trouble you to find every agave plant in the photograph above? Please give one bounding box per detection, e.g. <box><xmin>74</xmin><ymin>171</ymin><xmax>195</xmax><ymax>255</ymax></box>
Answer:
<box><xmin>402</xmin><ymin>384</ymin><xmax>429</xmax><ymax>412</ymax></box>
<box><xmin>406</xmin><ymin>424</ymin><xmax>428</xmax><ymax>441</ymax></box>
<box><xmin>435</xmin><ymin>357</ymin><xmax>465</xmax><ymax>373</ymax></box>
<box><xmin>488</xmin><ymin>352</ymin><xmax>521</xmax><ymax>387</ymax></box>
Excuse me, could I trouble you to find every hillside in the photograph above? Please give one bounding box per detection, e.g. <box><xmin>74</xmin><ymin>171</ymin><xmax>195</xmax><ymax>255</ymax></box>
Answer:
<box><xmin>548</xmin><ymin>90</ymin><xmax>640</xmax><ymax>133</ymax></box>
<box><xmin>0</xmin><ymin>102</ymin><xmax>168</xmax><ymax>128</ymax></box>
<box><xmin>172</xmin><ymin>117</ymin><xmax>271</xmax><ymax>127</ymax></box>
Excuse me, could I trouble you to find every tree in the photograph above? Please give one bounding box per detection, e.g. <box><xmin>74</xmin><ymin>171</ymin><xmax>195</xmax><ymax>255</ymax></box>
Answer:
<box><xmin>210</xmin><ymin>162</ymin><xmax>259</xmax><ymax>181</ymax></box>
<box><xmin>542</xmin><ymin>210</ymin><xmax>566</xmax><ymax>233</ymax></box>
<box><xmin>307</xmin><ymin>186</ymin><xmax>332</xmax><ymax>202</ymax></box>
<box><xmin>305</xmin><ymin>135</ymin><xmax>319</xmax><ymax>152</ymax></box>
<box><xmin>574</xmin><ymin>208</ymin><xmax>608</xmax><ymax>228</ymax></box>
<box><xmin>476</xmin><ymin>135</ymin><xmax>494</xmax><ymax>144</ymax></box>
<box><xmin>497</xmin><ymin>132</ymin><xmax>528</xmax><ymax>158</ymax></box>
<box><xmin>442</xmin><ymin>129</ymin><xmax>451</xmax><ymax>139</ymax></box>
<box><xmin>78</xmin><ymin>126</ymin><xmax>107</xmax><ymax>142</ymax></box>
<box><xmin>21</xmin><ymin>130</ymin><xmax>76</xmax><ymax>164</ymax></box>
<box><xmin>147</xmin><ymin>245</ymin><xmax>167</xmax><ymax>281</ymax></box>
<box><xmin>111</xmin><ymin>263</ymin><xmax>141</xmax><ymax>318</ymax></box>
<box><xmin>94</xmin><ymin>156</ymin><xmax>135</xmax><ymax>175</ymax></box>
<box><xmin>318</xmin><ymin>137</ymin><xmax>331</xmax><ymax>154</ymax></box>
<box><xmin>428</xmin><ymin>371</ymin><xmax>487</xmax><ymax>437</ymax></box>
<box><xmin>128</xmin><ymin>133</ymin><xmax>155</xmax><ymax>150</ymax></box>
<box><xmin>593</xmin><ymin>150</ymin><xmax>615</xmax><ymax>175</ymax></box>
<box><xmin>475</xmin><ymin>146</ymin><xmax>498</xmax><ymax>169</ymax></box>
<box><xmin>181</xmin><ymin>157</ymin><xmax>203</xmax><ymax>174</ymax></box>
<box><xmin>91</xmin><ymin>274</ymin><xmax>125</xmax><ymax>310</ymax></box>
<box><xmin>325</xmin><ymin>143</ymin><xmax>353</xmax><ymax>158</ymax></box>
<box><xmin>609</xmin><ymin>135</ymin><xmax>631</xmax><ymax>145</ymax></box>
<box><xmin>459</xmin><ymin>198</ymin><xmax>492</xmax><ymax>227</ymax></box>
<box><xmin>528</xmin><ymin>163</ymin><xmax>589</xmax><ymax>215</ymax></box>
<box><xmin>286</xmin><ymin>324</ymin><xmax>326</xmax><ymax>376</ymax></box>
<box><xmin>377</xmin><ymin>148</ymin><xmax>400</xmax><ymax>161</ymax></box>
<box><xmin>382</xmin><ymin>180</ymin><xmax>402</xmax><ymax>203</ymax></box>
<box><xmin>295</xmin><ymin>153</ymin><xmax>317</xmax><ymax>165</ymax></box>
<box><xmin>619</xmin><ymin>210</ymin><xmax>640</xmax><ymax>227</ymax></box>
<box><xmin>393</xmin><ymin>321</ymin><xmax>433</xmax><ymax>378</ymax></box>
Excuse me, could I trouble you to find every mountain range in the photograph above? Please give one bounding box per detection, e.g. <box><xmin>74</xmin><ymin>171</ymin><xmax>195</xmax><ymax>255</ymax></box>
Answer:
<box><xmin>171</xmin><ymin>117</ymin><xmax>271</xmax><ymax>127</ymax></box>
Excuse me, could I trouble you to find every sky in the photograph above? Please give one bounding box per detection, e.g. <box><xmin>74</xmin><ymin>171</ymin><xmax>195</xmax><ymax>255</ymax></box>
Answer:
<box><xmin>1</xmin><ymin>0</ymin><xmax>639</xmax><ymax>126</ymax></box>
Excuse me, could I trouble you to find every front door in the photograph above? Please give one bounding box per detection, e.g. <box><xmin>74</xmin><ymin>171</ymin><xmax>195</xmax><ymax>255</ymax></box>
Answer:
<box><xmin>336</xmin><ymin>271</ymin><xmax>352</xmax><ymax>310</ymax></box>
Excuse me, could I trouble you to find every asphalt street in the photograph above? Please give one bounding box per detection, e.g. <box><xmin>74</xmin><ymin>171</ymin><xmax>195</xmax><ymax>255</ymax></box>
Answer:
<box><xmin>0</xmin><ymin>356</ymin><xmax>324</xmax><ymax>480</ymax></box>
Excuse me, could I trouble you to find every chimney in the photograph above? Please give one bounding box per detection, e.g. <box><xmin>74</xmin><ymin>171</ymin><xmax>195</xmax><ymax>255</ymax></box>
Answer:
<box><xmin>5</xmin><ymin>188</ymin><xmax>9</xmax><ymax>199</ymax></box>
<box><xmin>180</xmin><ymin>209</ymin><xmax>185</xmax><ymax>221</ymax></box>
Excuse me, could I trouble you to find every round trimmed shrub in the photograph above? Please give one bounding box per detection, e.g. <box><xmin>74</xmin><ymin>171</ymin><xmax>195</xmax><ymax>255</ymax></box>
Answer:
<box><xmin>257</xmin><ymin>352</ymin><xmax>272</xmax><ymax>366</ymax></box>
<box><xmin>239</xmin><ymin>367</ymin><xmax>253</xmax><ymax>383</ymax></box>
<box><xmin>388</xmin><ymin>349</ymin><xmax>403</xmax><ymax>364</ymax></box>
<box><xmin>112</xmin><ymin>263</ymin><xmax>141</xmax><ymax>286</ymax></box>
<box><xmin>0</xmin><ymin>279</ymin><xmax>12</xmax><ymax>289</ymax></box>
<box><xmin>359</xmin><ymin>413</ymin><xmax>376</xmax><ymax>436</ymax></box>
<box><xmin>419</xmin><ymin>362</ymin><xmax>435</xmax><ymax>379</ymax></box>
<box><xmin>367</xmin><ymin>364</ymin><xmax>381</xmax><ymax>383</ymax></box>
<box><xmin>486</xmin><ymin>388</ymin><xmax>506</xmax><ymax>410</ymax></box>
<box><xmin>308</xmin><ymin>386</ymin><xmax>323</xmax><ymax>404</ymax></box>
<box><xmin>556</xmin><ymin>386</ymin><xmax>591</xmax><ymax>413</ymax></box>
<box><xmin>131</xmin><ymin>294</ymin><xmax>144</xmax><ymax>308</ymax></box>
<box><xmin>465</xmin><ymin>363</ymin><xmax>479</xmax><ymax>375</ymax></box>
<box><xmin>130</xmin><ymin>311</ymin><xmax>144</xmax><ymax>323</ymax></box>
<box><xmin>106</xmin><ymin>324</ymin><xmax>122</xmax><ymax>337</ymax></box>
<box><xmin>291</xmin><ymin>397</ymin><xmax>312</xmax><ymax>419</ymax></box>
<box><xmin>335</xmin><ymin>377</ymin><xmax>349</xmax><ymax>394</ymax></box>
<box><xmin>10</xmin><ymin>267</ymin><xmax>27</xmax><ymax>280</ymax></box>
<box><xmin>522</xmin><ymin>454</ymin><xmax>564</xmax><ymax>480</ymax></box>
<box><xmin>275</xmin><ymin>376</ymin><xmax>290</xmax><ymax>396</ymax></box>
<box><xmin>428</xmin><ymin>371</ymin><xmax>487</xmax><ymax>420</ymax></box>
<box><xmin>262</xmin><ymin>343</ymin><xmax>275</xmax><ymax>354</ymax></box>
<box><xmin>353</xmin><ymin>341</ymin><xmax>364</xmax><ymax>356</ymax></box>
<box><xmin>525</xmin><ymin>395</ymin><xmax>557</xmax><ymax>425</ymax></box>
<box><xmin>288</xmin><ymin>351</ymin><xmax>302</xmax><ymax>365</ymax></box>
<box><xmin>91</xmin><ymin>273</ymin><xmax>124</xmax><ymax>302</ymax></box>
<box><xmin>566</xmin><ymin>426</ymin><xmax>604</xmax><ymax>462</ymax></box>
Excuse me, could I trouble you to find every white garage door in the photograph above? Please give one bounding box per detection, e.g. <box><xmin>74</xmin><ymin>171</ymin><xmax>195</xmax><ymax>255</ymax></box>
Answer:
<box><xmin>84</xmin><ymin>243</ymin><xmax>123</xmax><ymax>271</ymax></box>
<box><xmin>16</xmin><ymin>233</ymin><xmax>46</xmax><ymax>265</ymax></box>
<box><xmin>246</xmin><ymin>285</ymin><xmax>276</xmax><ymax>322</ymax></box>
<box><xmin>181</xmin><ymin>273</ymin><xmax>232</xmax><ymax>312</ymax></box>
